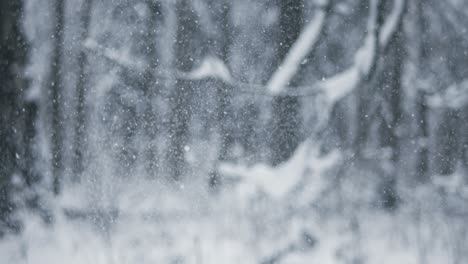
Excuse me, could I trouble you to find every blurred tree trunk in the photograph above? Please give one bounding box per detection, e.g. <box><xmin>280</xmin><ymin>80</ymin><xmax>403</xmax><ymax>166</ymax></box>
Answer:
<box><xmin>50</xmin><ymin>0</ymin><xmax>65</xmax><ymax>194</ymax></box>
<box><xmin>270</xmin><ymin>0</ymin><xmax>304</xmax><ymax>165</ymax></box>
<box><xmin>461</xmin><ymin>107</ymin><xmax>468</xmax><ymax>171</ymax></box>
<box><xmin>73</xmin><ymin>0</ymin><xmax>93</xmax><ymax>179</ymax></box>
<box><xmin>434</xmin><ymin>109</ymin><xmax>460</xmax><ymax>175</ymax></box>
<box><xmin>415</xmin><ymin>90</ymin><xmax>429</xmax><ymax>180</ymax></box>
<box><xmin>353</xmin><ymin>84</ymin><xmax>373</xmax><ymax>153</ymax></box>
<box><xmin>414</xmin><ymin>0</ymin><xmax>430</xmax><ymax>182</ymax></box>
<box><xmin>166</xmin><ymin>0</ymin><xmax>199</xmax><ymax>181</ymax></box>
<box><xmin>216</xmin><ymin>1</ymin><xmax>233</xmax><ymax>163</ymax></box>
<box><xmin>353</xmin><ymin>0</ymin><xmax>386</xmax><ymax>154</ymax></box>
<box><xmin>0</xmin><ymin>0</ymin><xmax>38</xmax><ymax>234</ymax></box>
<box><xmin>377</xmin><ymin>7</ymin><xmax>405</xmax><ymax>210</ymax></box>
<box><xmin>142</xmin><ymin>1</ymin><xmax>162</xmax><ymax>176</ymax></box>
<box><xmin>208</xmin><ymin>0</ymin><xmax>234</xmax><ymax>188</ymax></box>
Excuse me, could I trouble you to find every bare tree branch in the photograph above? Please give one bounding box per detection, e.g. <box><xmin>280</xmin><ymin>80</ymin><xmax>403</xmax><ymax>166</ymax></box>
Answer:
<box><xmin>83</xmin><ymin>0</ymin><xmax>406</xmax><ymax>101</ymax></box>
<box><xmin>267</xmin><ymin>0</ymin><xmax>332</xmax><ymax>95</ymax></box>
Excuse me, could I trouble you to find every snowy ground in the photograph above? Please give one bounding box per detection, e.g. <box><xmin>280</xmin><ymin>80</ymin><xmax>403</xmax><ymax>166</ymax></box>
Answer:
<box><xmin>1</xmin><ymin>144</ymin><xmax>467</xmax><ymax>264</ymax></box>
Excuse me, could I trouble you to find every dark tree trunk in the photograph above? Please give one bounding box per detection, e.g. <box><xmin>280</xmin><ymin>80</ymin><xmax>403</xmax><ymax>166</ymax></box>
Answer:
<box><xmin>270</xmin><ymin>0</ymin><xmax>304</xmax><ymax>166</ymax></box>
<box><xmin>73</xmin><ymin>0</ymin><xmax>94</xmax><ymax>179</ymax></box>
<box><xmin>352</xmin><ymin>0</ymin><xmax>386</xmax><ymax>154</ymax></box>
<box><xmin>415</xmin><ymin>90</ymin><xmax>429</xmax><ymax>181</ymax></box>
<box><xmin>166</xmin><ymin>0</ymin><xmax>199</xmax><ymax>181</ymax></box>
<box><xmin>377</xmin><ymin>14</ymin><xmax>405</xmax><ymax>210</ymax></box>
<box><xmin>50</xmin><ymin>0</ymin><xmax>65</xmax><ymax>195</ymax></box>
<box><xmin>0</xmin><ymin>0</ymin><xmax>37</xmax><ymax>234</ymax></box>
<box><xmin>461</xmin><ymin>107</ymin><xmax>468</xmax><ymax>171</ymax></box>
<box><xmin>434</xmin><ymin>109</ymin><xmax>460</xmax><ymax>176</ymax></box>
<box><xmin>413</xmin><ymin>0</ymin><xmax>430</xmax><ymax>182</ymax></box>
<box><xmin>353</xmin><ymin>83</ymin><xmax>374</xmax><ymax>154</ymax></box>
<box><xmin>208</xmin><ymin>0</ymin><xmax>234</xmax><ymax>189</ymax></box>
<box><xmin>210</xmin><ymin>79</ymin><xmax>234</xmax><ymax>188</ymax></box>
<box><xmin>142</xmin><ymin>0</ymin><xmax>162</xmax><ymax>176</ymax></box>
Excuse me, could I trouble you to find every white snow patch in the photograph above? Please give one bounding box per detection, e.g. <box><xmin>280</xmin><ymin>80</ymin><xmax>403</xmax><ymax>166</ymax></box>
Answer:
<box><xmin>321</xmin><ymin>67</ymin><xmax>360</xmax><ymax>104</ymax></box>
<box><xmin>219</xmin><ymin>142</ymin><xmax>340</xmax><ymax>200</ymax></box>
<box><xmin>187</xmin><ymin>56</ymin><xmax>232</xmax><ymax>83</ymax></box>
<box><xmin>427</xmin><ymin>79</ymin><xmax>468</xmax><ymax>109</ymax></box>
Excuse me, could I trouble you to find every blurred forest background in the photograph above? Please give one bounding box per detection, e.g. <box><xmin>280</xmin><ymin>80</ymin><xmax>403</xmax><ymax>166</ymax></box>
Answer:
<box><xmin>1</xmin><ymin>0</ymin><xmax>468</xmax><ymax>263</ymax></box>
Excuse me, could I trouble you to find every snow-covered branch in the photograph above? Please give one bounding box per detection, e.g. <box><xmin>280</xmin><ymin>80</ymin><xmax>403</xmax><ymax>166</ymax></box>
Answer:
<box><xmin>219</xmin><ymin>142</ymin><xmax>340</xmax><ymax>199</ymax></box>
<box><xmin>318</xmin><ymin>0</ymin><xmax>406</xmax><ymax>105</ymax></box>
<box><xmin>84</xmin><ymin>40</ymin><xmax>233</xmax><ymax>83</ymax></box>
<box><xmin>83</xmin><ymin>40</ymin><xmax>320</xmax><ymax>97</ymax></box>
<box><xmin>83</xmin><ymin>38</ymin><xmax>147</xmax><ymax>71</ymax></box>
<box><xmin>176</xmin><ymin>56</ymin><xmax>233</xmax><ymax>83</ymax></box>
<box><xmin>266</xmin><ymin>0</ymin><xmax>331</xmax><ymax>95</ymax></box>
<box><xmin>83</xmin><ymin>0</ymin><xmax>406</xmax><ymax>101</ymax></box>
<box><xmin>241</xmin><ymin>0</ymin><xmax>406</xmax><ymax>99</ymax></box>
<box><xmin>379</xmin><ymin>0</ymin><xmax>407</xmax><ymax>50</ymax></box>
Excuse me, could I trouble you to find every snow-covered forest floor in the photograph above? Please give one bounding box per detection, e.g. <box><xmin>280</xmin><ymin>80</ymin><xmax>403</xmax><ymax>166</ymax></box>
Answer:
<box><xmin>2</xmin><ymin>144</ymin><xmax>468</xmax><ymax>264</ymax></box>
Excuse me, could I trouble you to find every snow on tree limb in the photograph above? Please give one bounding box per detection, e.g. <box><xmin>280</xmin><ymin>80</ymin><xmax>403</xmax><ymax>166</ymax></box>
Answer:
<box><xmin>83</xmin><ymin>38</ymin><xmax>147</xmax><ymax>71</ymax></box>
<box><xmin>84</xmin><ymin>39</ymin><xmax>233</xmax><ymax>83</ymax></box>
<box><xmin>82</xmin><ymin>0</ymin><xmax>406</xmax><ymax>100</ymax></box>
<box><xmin>233</xmin><ymin>0</ymin><xmax>406</xmax><ymax>99</ymax></box>
<box><xmin>219</xmin><ymin>141</ymin><xmax>340</xmax><ymax>199</ymax></box>
<box><xmin>266</xmin><ymin>0</ymin><xmax>330</xmax><ymax>95</ymax></box>
<box><xmin>178</xmin><ymin>56</ymin><xmax>233</xmax><ymax>83</ymax></box>
<box><xmin>320</xmin><ymin>0</ymin><xmax>406</xmax><ymax>105</ymax></box>
<box><xmin>379</xmin><ymin>0</ymin><xmax>406</xmax><ymax>49</ymax></box>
